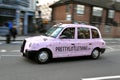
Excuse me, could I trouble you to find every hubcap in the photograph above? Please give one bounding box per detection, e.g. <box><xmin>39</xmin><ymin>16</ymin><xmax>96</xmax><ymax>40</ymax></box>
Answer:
<box><xmin>92</xmin><ymin>50</ymin><xmax>99</xmax><ymax>58</ymax></box>
<box><xmin>38</xmin><ymin>51</ymin><xmax>48</xmax><ymax>62</ymax></box>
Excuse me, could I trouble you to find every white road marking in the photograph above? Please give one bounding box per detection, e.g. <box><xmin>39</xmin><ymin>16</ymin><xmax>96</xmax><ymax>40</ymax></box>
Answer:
<box><xmin>12</xmin><ymin>41</ymin><xmax>22</xmax><ymax>43</ymax></box>
<box><xmin>105</xmin><ymin>46</ymin><xmax>114</xmax><ymax>53</ymax></box>
<box><xmin>1</xmin><ymin>55</ymin><xmax>21</xmax><ymax>57</ymax></box>
<box><xmin>0</xmin><ymin>54</ymin><xmax>21</xmax><ymax>60</ymax></box>
<box><xmin>0</xmin><ymin>54</ymin><xmax>21</xmax><ymax>59</ymax></box>
<box><xmin>0</xmin><ymin>49</ymin><xmax>20</xmax><ymax>53</ymax></box>
<box><xmin>0</xmin><ymin>49</ymin><xmax>7</xmax><ymax>52</ymax></box>
<box><xmin>10</xmin><ymin>50</ymin><xmax>20</xmax><ymax>52</ymax></box>
<box><xmin>107</xmin><ymin>46</ymin><xmax>114</xmax><ymax>50</ymax></box>
<box><xmin>81</xmin><ymin>75</ymin><xmax>120</xmax><ymax>80</ymax></box>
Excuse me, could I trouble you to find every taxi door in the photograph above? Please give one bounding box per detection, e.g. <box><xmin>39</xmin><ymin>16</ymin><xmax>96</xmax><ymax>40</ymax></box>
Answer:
<box><xmin>54</xmin><ymin>27</ymin><xmax>75</xmax><ymax>58</ymax></box>
<box><xmin>70</xmin><ymin>27</ymin><xmax>92</xmax><ymax>57</ymax></box>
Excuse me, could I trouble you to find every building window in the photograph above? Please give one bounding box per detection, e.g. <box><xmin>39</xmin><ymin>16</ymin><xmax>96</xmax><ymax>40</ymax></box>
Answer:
<box><xmin>106</xmin><ymin>10</ymin><xmax>117</xmax><ymax>26</ymax></box>
<box><xmin>3</xmin><ymin>0</ymin><xmax>29</xmax><ymax>7</ymax></box>
<box><xmin>0</xmin><ymin>8</ymin><xmax>15</xmax><ymax>17</ymax></box>
<box><xmin>66</xmin><ymin>14</ymin><xmax>71</xmax><ymax>21</ymax></box>
<box><xmin>91</xmin><ymin>7</ymin><xmax>103</xmax><ymax>25</ymax></box>
<box><xmin>108</xmin><ymin>10</ymin><xmax>115</xmax><ymax>19</ymax></box>
<box><xmin>76</xmin><ymin>5</ymin><xmax>85</xmax><ymax>15</ymax></box>
<box><xmin>66</xmin><ymin>4</ymin><xmax>70</xmax><ymax>13</ymax></box>
<box><xmin>92</xmin><ymin>7</ymin><xmax>103</xmax><ymax>17</ymax></box>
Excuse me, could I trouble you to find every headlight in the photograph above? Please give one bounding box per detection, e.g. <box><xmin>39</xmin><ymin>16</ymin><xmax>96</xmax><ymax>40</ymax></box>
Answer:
<box><xmin>29</xmin><ymin>43</ymin><xmax>39</xmax><ymax>48</ymax></box>
<box><xmin>29</xmin><ymin>43</ymin><xmax>32</xmax><ymax>47</ymax></box>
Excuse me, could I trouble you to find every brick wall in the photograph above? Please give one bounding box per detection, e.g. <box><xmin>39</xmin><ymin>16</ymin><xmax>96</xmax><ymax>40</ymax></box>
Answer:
<box><xmin>52</xmin><ymin>5</ymin><xmax>66</xmax><ymax>23</ymax></box>
<box><xmin>51</xmin><ymin>4</ymin><xmax>120</xmax><ymax>37</ymax></box>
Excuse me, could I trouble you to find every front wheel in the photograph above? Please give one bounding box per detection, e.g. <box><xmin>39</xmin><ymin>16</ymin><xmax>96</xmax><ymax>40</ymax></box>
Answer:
<box><xmin>91</xmin><ymin>49</ymin><xmax>100</xmax><ymax>59</ymax></box>
<box><xmin>35</xmin><ymin>51</ymin><xmax>50</xmax><ymax>64</ymax></box>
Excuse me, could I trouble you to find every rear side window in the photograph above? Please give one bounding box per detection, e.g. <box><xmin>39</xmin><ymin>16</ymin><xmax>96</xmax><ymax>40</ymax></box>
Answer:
<box><xmin>78</xmin><ymin>27</ymin><xmax>90</xmax><ymax>39</ymax></box>
<box><xmin>91</xmin><ymin>29</ymin><xmax>100</xmax><ymax>38</ymax></box>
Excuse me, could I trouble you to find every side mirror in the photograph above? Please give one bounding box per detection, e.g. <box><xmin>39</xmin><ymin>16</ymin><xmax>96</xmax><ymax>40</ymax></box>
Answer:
<box><xmin>59</xmin><ymin>35</ymin><xmax>67</xmax><ymax>39</ymax></box>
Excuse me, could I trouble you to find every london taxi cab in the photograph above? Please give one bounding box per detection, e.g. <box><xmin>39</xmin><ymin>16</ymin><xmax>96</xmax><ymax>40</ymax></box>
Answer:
<box><xmin>21</xmin><ymin>24</ymin><xmax>106</xmax><ymax>64</ymax></box>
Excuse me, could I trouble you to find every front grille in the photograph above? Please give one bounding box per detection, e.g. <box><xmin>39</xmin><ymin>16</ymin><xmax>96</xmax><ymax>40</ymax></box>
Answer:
<box><xmin>20</xmin><ymin>40</ymin><xmax>26</xmax><ymax>53</ymax></box>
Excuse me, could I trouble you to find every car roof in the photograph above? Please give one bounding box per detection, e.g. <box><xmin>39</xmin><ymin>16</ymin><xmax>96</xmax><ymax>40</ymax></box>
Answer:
<box><xmin>59</xmin><ymin>24</ymin><xmax>98</xmax><ymax>29</ymax></box>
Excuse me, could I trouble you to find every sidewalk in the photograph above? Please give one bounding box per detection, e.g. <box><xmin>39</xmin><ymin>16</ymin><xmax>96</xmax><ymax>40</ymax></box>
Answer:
<box><xmin>0</xmin><ymin>33</ymin><xmax>41</xmax><ymax>41</ymax></box>
<box><xmin>0</xmin><ymin>36</ymin><xmax>29</xmax><ymax>41</ymax></box>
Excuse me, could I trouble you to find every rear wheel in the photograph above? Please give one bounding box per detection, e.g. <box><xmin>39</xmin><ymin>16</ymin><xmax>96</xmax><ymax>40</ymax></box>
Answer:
<box><xmin>35</xmin><ymin>51</ymin><xmax>50</xmax><ymax>64</ymax></box>
<box><xmin>22</xmin><ymin>53</ymin><xmax>25</xmax><ymax>57</ymax></box>
<box><xmin>91</xmin><ymin>49</ymin><xmax>100</xmax><ymax>59</ymax></box>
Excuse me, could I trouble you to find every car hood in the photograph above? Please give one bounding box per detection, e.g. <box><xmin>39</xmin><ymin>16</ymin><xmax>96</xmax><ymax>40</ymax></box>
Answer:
<box><xmin>25</xmin><ymin>35</ymin><xmax>54</xmax><ymax>42</ymax></box>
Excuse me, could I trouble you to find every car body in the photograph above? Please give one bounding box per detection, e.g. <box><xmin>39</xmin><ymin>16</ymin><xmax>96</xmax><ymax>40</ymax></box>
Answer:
<box><xmin>21</xmin><ymin>24</ymin><xmax>106</xmax><ymax>63</ymax></box>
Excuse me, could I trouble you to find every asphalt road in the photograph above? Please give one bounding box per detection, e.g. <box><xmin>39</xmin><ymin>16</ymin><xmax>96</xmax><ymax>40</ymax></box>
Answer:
<box><xmin>0</xmin><ymin>40</ymin><xmax>120</xmax><ymax>80</ymax></box>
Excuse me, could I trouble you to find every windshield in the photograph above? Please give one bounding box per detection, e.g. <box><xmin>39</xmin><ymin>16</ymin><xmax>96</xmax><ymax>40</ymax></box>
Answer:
<box><xmin>45</xmin><ymin>27</ymin><xmax>63</xmax><ymax>38</ymax></box>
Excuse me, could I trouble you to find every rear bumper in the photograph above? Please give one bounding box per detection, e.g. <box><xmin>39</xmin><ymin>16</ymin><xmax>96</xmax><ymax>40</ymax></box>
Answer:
<box><xmin>101</xmin><ymin>48</ymin><xmax>106</xmax><ymax>54</ymax></box>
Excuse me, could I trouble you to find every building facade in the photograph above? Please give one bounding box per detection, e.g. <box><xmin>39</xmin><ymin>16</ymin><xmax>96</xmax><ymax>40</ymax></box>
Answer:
<box><xmin>0</xmin><ymin>0</ymin><xmax>36</xmax><ymax>35</ymax></box>
<box><xmin>50</xmin><ymin>0</ymin><xmax>120</xmax><ymax>37</ymax></box>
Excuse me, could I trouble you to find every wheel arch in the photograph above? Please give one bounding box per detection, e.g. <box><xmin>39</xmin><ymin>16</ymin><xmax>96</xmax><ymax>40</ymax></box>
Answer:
<box><xmin>39</xmin><ymin>48</ymin><xmax>53</xmax><ymax>59</ymax></box>
<box><xmin>93</xmin><ymin>47</ymin><xmax>101</xmax><ymax>52</ymax></box>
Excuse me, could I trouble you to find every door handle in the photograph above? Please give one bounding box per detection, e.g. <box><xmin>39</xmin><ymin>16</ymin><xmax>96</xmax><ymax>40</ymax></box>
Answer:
<box><xmin>71</xmin><ymin>43</ymin><xmax>75</xmax><ymax>45</ymax></box>
<box><xmin>89</xmin><ymin>43</ymin><xmax>92</xmax><ymax>45</ymax></box>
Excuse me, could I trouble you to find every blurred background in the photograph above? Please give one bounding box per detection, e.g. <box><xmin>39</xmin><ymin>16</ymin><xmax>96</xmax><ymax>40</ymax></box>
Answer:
<box><xmin>0</xmin><ymin>0</ymin><xmax>120</xmax><ymax>38</ymax></box>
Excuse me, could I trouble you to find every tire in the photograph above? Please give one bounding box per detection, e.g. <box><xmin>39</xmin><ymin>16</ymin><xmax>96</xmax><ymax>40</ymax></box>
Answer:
<box><xmin>35</xmin><ymin>51</ymin><xmax>50</xmax><ymax>64</ymax></box>
<box><xmin>91</xmin><ymin>49</ymin><xmax>100</xmax><ymax>59</ymax></box>
<box><xmin>22</xmin><ymin>53</ymin><xmax>25</xmax><ymax>57</ymax></box>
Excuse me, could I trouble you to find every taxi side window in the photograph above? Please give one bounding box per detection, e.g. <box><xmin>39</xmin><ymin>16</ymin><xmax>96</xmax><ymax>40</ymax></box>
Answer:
<box><xmin>78</xmin><ymin>27</ymin><xmax>90</xmax><ymax>39</ymax></box>
<box><xmin>60</xmin><ymin>28</ymin><xmax>75</xmax><ymax>39</ymax></box>
<box><xmin>91</xmin><ymin>29</ymin><xmax>100</xmax><ymax>38</ymax></box>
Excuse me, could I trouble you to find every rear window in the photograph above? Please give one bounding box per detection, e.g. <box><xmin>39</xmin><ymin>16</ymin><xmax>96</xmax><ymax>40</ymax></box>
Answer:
<box><xmin>91</xmin><ymin>29</ymin><xmax>100</xmax><ymax>38</ymax></box>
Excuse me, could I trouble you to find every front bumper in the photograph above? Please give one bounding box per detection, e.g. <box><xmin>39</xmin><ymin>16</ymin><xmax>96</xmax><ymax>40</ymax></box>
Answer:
<box><xmin>20</xmin><ymin>40</ymin><xmax>26</xmax><ymax>53</ymax></box>
<box><xmin>23</xmin><ymin>50</ymin><xmax>38</xmax><ymax>58</ymax></box>
<box><xmin>21</xmin><ymin>40</ymin><xmax>39</xmax><ymax>58</ymax></box>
